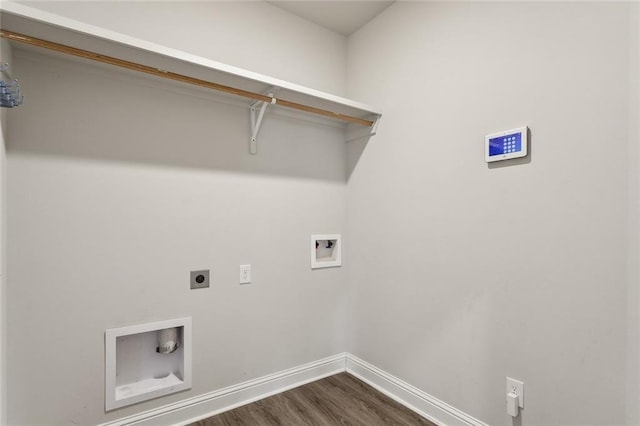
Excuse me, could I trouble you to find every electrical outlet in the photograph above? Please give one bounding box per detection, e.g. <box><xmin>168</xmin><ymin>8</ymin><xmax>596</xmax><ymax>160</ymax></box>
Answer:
<box><xmin>190</xmin><ymin>269</ymin><xmax>210</xmax><ymax>289</ymax></box>
<box><xmin>506</xmin><ymin>377</ymin><xmax>524</xmax><ymax>408</ymax></box>
<box><xmin>240</xmin><ymin>264</ymin><xmax>251</xmax><ymax>284</ymax></box>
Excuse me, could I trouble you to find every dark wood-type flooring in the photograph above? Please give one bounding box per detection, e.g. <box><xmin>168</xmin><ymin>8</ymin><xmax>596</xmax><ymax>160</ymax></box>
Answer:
<box><xmin>189</xmin><ymin>373</ymin><xmax>436</xmax><ymax>426</ymax></box>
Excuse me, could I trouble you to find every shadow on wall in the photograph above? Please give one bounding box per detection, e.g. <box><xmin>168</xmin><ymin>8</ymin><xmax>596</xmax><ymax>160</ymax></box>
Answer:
<box><xmin>6</xmin><ymin>49</ymin><xmax>349</xmax><ymax>183</ymax></box>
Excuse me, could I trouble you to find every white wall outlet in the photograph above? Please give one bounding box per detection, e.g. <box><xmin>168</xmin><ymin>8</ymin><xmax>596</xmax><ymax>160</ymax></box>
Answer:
<box><xmin>506</xmin><ymin>377</ymin><xmax>524</xmax><ymax>409</ymax></box>
<box><xmin>240</xmin><ymin>264</ymin><xmax>251</xmax><ymax>284</ymax></box>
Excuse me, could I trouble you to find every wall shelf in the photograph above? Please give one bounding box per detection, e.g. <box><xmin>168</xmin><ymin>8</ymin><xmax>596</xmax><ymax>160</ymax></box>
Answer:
<box><xmin>0</xmin><ymin>2</ymin><xmax>382</xmax><ymax>153</ymax></box>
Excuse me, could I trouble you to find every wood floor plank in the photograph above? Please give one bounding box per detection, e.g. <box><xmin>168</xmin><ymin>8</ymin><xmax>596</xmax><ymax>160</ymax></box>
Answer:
<box><xmin>189</xmin><ymin>373</ymin><xmax>436</xmax><ymax>426</ymax></box>
<box><xmin>301</xmin><ymin>377</ymin><xmax>382</xmax><ymax>426</ymax></box>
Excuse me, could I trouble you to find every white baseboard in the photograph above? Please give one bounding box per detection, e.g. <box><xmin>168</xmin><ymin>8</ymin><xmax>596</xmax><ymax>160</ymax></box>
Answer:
<box><xmin>100</xmin><ymin>352</ymin><xmax>485</xmax><ymax>426</ymax></box>
<box><xmin>345</xmin><ymin>354</ymin><xmax>488</xmax><ymax>426</ymax></box>
<box><xmin>98</xmin><ymin>353</ymin><xmax>346</xmax><ymax>426</ymax></box>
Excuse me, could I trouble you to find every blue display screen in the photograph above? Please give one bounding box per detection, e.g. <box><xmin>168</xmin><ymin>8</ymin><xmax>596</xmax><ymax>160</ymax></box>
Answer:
<box><xmin>489</xmin><ymin>132</ymin><xmax>522</xmax><ymax>157</ymax></box>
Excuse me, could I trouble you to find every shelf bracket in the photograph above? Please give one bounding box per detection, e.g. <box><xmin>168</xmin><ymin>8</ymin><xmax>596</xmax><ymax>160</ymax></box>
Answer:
<box><xmin>250</xmin><ymin>92</ymin><xmax>276</xmax><ymax>155</ymax></box>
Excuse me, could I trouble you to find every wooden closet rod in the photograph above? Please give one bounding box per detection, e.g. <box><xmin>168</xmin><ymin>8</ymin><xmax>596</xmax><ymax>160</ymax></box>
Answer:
<box><xmin>0</xmin><ymin>29</ymin><xmax>374</xmax><ymax>127</ymax></box>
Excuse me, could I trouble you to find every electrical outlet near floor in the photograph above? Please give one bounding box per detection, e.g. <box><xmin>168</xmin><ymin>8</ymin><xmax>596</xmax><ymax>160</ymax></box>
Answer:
<box><xmin>506</xmin><ymin>377</ymin><xmax>524</xmax><ymax>408</ymax></box>
<box><xmin>240</xmin><ymin>264</ymin><xmax>251</xmax><ymax>284</ymax></box>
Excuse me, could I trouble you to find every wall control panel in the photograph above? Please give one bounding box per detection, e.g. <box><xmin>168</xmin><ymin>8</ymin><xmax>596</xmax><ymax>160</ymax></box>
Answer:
<box><xmin>485</xmin><ymin>126</ymin><xmax>528</xmax><ymax>162</ymax></box>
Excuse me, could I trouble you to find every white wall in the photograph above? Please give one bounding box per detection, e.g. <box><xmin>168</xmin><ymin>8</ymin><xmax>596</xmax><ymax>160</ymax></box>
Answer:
<box><xmin>0</xmin><ymin>37</ymin><xmax>11</xmax><ymax>426</ymax></box>
<box><xmin>6</xmin><ymin>2</ymin><xmax>640</xmax><ymax>425</ymax></box>
<box><xmin>5</xmin><ymin>3</ymin><xmax>349</xmax><ymax>424</ymax></box>
<box><xmin>15</xmin><ymin>0</ymin><xmax>347</xmax><ymax>96</ymax></box>
<box><xmin>346</xmin><ymin>2</ymin><xmax>633</xmax><ymax>425</ymax></box>
<box><xmin>629</xmin><ymin>3</ymin><xmax>640</xmax><ymax>425</ymax></box>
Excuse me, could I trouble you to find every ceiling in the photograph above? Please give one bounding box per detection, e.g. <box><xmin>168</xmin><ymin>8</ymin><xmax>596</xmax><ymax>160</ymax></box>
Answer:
<box><xmin>267</xmin><ymin>1</ymin><xmax>395</xmax><ymax>36</ymax></box>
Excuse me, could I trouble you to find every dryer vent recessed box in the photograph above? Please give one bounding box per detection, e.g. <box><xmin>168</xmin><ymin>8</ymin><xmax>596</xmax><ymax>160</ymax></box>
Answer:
<box><xmin>485</xmin><ymin>126</ymin><xmax>528</xmax><ymax>162</ymax></box>
<box><xmin>105</xmin><ymin>317</ymin><xmax>192</xmax><ymax>411</ymax></box>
